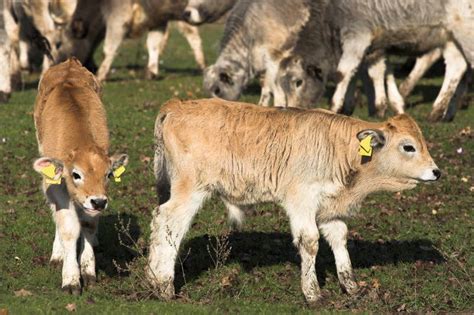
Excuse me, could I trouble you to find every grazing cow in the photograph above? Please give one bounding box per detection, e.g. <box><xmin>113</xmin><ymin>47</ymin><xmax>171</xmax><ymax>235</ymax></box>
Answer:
<box><xmin>95</xmin><ymin>0</ymin><xmax>206</xmax><ymax>82</ymax></box>
<box><xmin>33</xmin><ymin>58</ymin><xmax>128</xmax><ymax>294</ymax></box>
<box><xmin>147</xmin><ymin>98</ymin><xmax>440</xmax><ymax>304</ymax></box>
<box><xmin>315</xmin><ymin>0</ymin><xmax>473</xmax><ymax>122</ymax></box>
<box><xmin>203</xmin><ymin>0</ymin><xmax>312</xmax><ymax>106</ymax></box>
<box><xmin>183</xmin><ymin>0</ymin><xmax>237</xmax><ymax>25</ymax></box>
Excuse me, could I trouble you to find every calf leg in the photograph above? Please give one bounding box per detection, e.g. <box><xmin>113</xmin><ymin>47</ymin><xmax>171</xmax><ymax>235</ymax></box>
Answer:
<box><xmin>145</xmin><ymin>25</ymin><xmax>168</xmax><ymax>80</ymax></box>
<box><xmin>319</xmin><ymin>220</ymin><xmax>358</xmax><ymax>295</ymax></box>
<box><xmin>147</xmin><ymin>186</ymin><xmax>207</xmax><ymax>299</ymax></box>
<box><xmin>177</xmin><ymin>22</ymin><xmax>206</xmax><ymax>70</ymax></box>
<box><xmin>55</xmin><ymin>207</ymin><xmax>81</xmax><ymax>295</ymax></box>
<box><xmin>50</xmin><ymin>226</ymin><xmax>64</xmax><ymax>266</ymax></box>
<box><xmin>330</xmin><ymin>34</ymin><xmax>371</xmax><ymax>113</ymax></box>
<box><xmin>285</xmin><ymin>200</ymin><xmax>320</xmax><ymax>304</ymax></box>
<box><xmin>428</xmin><ymin>42</ymin><xmax>468</xmax><ymax>121</ymax></box>
<box><xmin>399</xmin><ymin>49</ymin><xmax>442</xmax><ymax>98</ymax></box>
<box><xmin>79</xmin><ymin>215</ymin><xmax>99</xmax><ymax>287</ymax></box>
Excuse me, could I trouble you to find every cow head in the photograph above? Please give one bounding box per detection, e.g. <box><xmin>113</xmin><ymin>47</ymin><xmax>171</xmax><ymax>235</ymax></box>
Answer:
<box><xmin>356</xmin><ymin>114</ymin><xmax>440</xmax><ymax>187</ymax></box>
<box><xmin>203</xmin><ymin>62</ymin><xmax>246</xmax><ymax>101</ymax></box>
<box><xmin>34</xmin><ymin>148</ymin><xmax>128</xmax><ymax>214</ymax></box>
<box><xmin>275</xmin><ymin>56</ymin><xmax>328</xmax><ymax>108</ymax></box>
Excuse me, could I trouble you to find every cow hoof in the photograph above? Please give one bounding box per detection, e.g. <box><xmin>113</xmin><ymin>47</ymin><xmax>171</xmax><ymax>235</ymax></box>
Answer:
<box><xmin>304</xmin><ymin>293</ymin><xmax>324</xmax><ymax>308</ymax></box>
<box><xmin>0</xmin><ymin>92</ymin><xmax>10</xmax><ymax>103</ymax></box>
<box><xmin>62</xmin><ymin>284</ymin><xmax>82</xmax><ymax>296</ymax></box>
<box><xmin>427</xmin><ymin>110</ymin><xmax>444</xmax><ymax>122</ymax></box>
<box><xmin>341</xmin><ymin>280</ymin><xmax>359</xmax><ymax>295</ymax></box>
<box><xmin>144</xmin><ymin>69</ymin><xmax>160</xmax><ymax>80</ymax></box>
<box><xmin>82</xmin><ymin>274</ymin><xmax>97</xmax><ymax>288</ymax></box>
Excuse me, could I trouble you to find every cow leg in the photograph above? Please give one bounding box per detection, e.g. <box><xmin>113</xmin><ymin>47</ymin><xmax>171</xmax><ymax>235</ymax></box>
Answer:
<box><xmin>386</xmin><ymin>66</ymin><xmax>405</xmax><ymax>114</ymax></box>
<box><xmin>285</xmin><ymin>199</ymin><xmax>320</xmax><ymax>304</ymax></box>
<box><xmin>0</xmin><ymin>42</ymin><xmax>12</xmax><ymax>103</ymax></box>
<box><xmin>55</xmin><ymin>207</ymin><xmax>81</xmax><ymax>295</ymax></box>
<box><xmin>19</xmin><ymin>40</ymin><xmax>29</xmax><ymax>71</ymax></box>
<box><xmin>259</xmin><ymin>71</ymin><xmax>273</xmax><ymax>107</ymax></box>
<box><xmin>79</xmin><ymin>215</ymin><xmax>99</xmax><ymax>287</ymax></box>
<box><xmin>147</xmin><ymin>186</ymin><xmax>208</xmax><ymax>299</ymax></box>
<box><xmin>367</xmin><ymin>57</ymin><xmax>388</xmax><ymax>118</ymax></box>
<box><xmin>96</xmin><ymin>17</ymin><xmax>128</xmax><ymax>82</ymax></box>
<box><xmin>145</xmin><ymin>25</ymin><xmax>168</xmax><ymax>80</ymax></box>
<box><xmin>399</xmin><ymin>49</ymin><xmax>442</xmax><ymax>98</ymax></box>
<box><xmin>330</xmin><ymin>34</ymin><xmax>371</xmax><ymax>113</ymax></box>
<box><xmin>319</xmin><ymin>220</ymin><xmax>358</xmax><ymax>295</ymax></box>
<box><xmin>177</xmin><ymin>22</ymin><xmax>206</xmax><ymax>70</ymax></box>
<box><xmin>428</xmin><ymin>42</ymin><xmax>467</xmax><ymax>122</ymax></box>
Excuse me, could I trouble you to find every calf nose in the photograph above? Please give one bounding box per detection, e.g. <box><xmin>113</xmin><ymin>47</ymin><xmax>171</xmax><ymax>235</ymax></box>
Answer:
<box><xmin>91</xmin><ymin>198</ymin><xmax>108</xmax><ymax>210</ymax></box>
<box><xmin>432</xmin><ymin>169</ymin><xmax>441</xmax><ymax>180</ymax></box>
<box><xmin>182</xmin><ymin>10</ymin><xmax>191</xmax><ymax>20</ymax></box>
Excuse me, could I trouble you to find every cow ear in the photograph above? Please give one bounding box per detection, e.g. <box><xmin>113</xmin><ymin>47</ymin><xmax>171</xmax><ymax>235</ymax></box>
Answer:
<box><xmin>33</xmin><ymin>157</ymin><xmax>64</xmax><ymax>178</ymax></box>
<box><xmin>111</xmin><ymin>153</ymin><xmax>129</xmax><ymax>170</ymax></box>
<box><xmin>357</xmin><ymin>129</ymin><xmax>386</xmax><ymax>148</ymax></box>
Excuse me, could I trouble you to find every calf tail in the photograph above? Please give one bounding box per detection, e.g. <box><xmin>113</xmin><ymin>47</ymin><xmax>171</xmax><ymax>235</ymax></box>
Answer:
<box><xmin>154</xmin><ymin>112</ymin><xmax>170</xmax><ymax>205</ymax></box>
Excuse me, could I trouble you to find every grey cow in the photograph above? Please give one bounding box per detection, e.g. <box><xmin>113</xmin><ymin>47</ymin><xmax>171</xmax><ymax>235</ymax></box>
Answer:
<box><xmin>288</xmin><ymin>0</ymin><xmax>473</xmax><ymax>121</ymax></box>
<box><xmin>203</xmin><ymin>0</ymin><xmax>312</xmax><ymax>106</ymax></box>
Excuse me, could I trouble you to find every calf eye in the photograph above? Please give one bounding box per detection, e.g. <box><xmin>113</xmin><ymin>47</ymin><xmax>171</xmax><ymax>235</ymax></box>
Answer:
<box><xmin>72</xmin><ymin>171</ymin><xmax>82</xmax><ymax>180</ymax></box>
<box><xmin>295</xmin><ymin>79</ymin><xmax>303</xmax><ymax>88</ymax></box>
<box><xmin>403</xmin><ymin>145</ymin><xmax>416</xmax><ymax>152</ymax></box>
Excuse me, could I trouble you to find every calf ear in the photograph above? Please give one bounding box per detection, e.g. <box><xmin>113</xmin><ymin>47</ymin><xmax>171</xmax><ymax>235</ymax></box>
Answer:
<box><xmin>33</xmin><ymin>157</ymin><xmax>64</xmax><ymax>179</ymax></box>
<box><xmin>357</xmin><ymin>129</ymin><xmax>386</xmax><ymax>148</ymax></box>
<box><xmin>111</xmin><ymin>154</ymin><xmax>129</xmax><ymax>170</ymax></box>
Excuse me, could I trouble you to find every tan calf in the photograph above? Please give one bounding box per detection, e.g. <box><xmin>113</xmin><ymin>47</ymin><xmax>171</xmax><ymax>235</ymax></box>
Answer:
<box><xmin>33</xmin><ymin>58</ymin><xmax>128</xmax><ymax>294</ymax></box>
<box><xmin>148</xmin><ymin>98</ymin><xmax>440</xmax><ymax>304</ymax></box>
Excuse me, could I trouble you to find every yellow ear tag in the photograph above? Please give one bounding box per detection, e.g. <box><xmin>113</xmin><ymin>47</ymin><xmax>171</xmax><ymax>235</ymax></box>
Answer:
<box><xmin>113</xmin><ymin>165</ymin><xmax>126</xmax><ymax>183</ymax></box>
<box><xmin>359</xmin><ymin>135</ymin><xmax>373</xmax><ymax>157</ymax></box>
<box><xmin>40</xmin><ymin>164</ymin><xmax>62</xmax><ymax>185</ymax></box>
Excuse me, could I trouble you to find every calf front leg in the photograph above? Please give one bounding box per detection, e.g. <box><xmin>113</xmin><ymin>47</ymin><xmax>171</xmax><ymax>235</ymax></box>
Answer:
<box><xmin>285</xmin><ymin>200</ymin><xmax>320</xmax><ymax>305</ymax></box>
<box><xmin>319</xmin><ymin>220</ymin><xmax>358</xmax><ymax>295</ymax></box>
<box><xmin>55</xmin><ymin>207</ymin><xmax>81</xmax><ymax>295</ymax></box>
<box><xmin>330</xmin><ymin>34</ymin><xmax>371</xmax><ymax>113</ymax></box>
<box><xmin>147</xmin><ymin>187</ymin><xmax>207</xmax><ymax>299</ymax></box>
<box><xmin>79</xmin><ymin>215</ymin><xmax>99</xmax><ymax>288</ymax></box>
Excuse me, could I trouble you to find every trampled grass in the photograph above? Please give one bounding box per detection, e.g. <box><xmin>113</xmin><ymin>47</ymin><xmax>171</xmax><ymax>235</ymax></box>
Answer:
<box><xmin>0</xmin><ymin>24</ymin><xmax>472</xmax><ymax>313</ymax></box>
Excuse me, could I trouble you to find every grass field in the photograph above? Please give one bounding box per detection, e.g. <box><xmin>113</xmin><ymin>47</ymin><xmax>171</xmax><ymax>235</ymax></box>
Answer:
<box><xmin>0</xmin><ymin>24</ymin><xmax>473</xmax><ymax>314</ymax></box>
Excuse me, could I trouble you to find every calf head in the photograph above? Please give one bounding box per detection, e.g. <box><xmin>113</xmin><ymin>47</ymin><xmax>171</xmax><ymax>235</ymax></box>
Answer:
<box><xmin>276</xmin><ymin>56</ymin><xmax>328</xmax><ymax>108</ymax></box>
<box><xmin>203</xmin><ymin>62</ymin><xmax>246</xmax><ymax>101</ymax></box>
<box><xmin>356</xmin><ymin>114</ymin><xmax>440</xmax><ymax>188</ymax></box>
<box><xmin>34</xmin><ymin>148</ymin><xmax>128</xmax><ymax>213</ymax></box>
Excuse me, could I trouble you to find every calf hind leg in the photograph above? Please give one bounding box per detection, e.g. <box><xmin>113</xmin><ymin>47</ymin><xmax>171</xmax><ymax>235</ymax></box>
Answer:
<box><xmin>319</xmin><ymin>220</ymin><xmax>358</xmax><ymax>295</ymax></box>
<box><xmin>147</xmin><ymin>187</ymin><xmax>208</xmax><ymax>299</ymax></box>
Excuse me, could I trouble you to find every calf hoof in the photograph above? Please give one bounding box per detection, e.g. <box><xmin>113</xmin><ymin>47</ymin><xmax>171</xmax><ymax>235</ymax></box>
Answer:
<box><xmin>49</xmin><ymin>259</ymin><xmax>62</xmax><ymax>269</ymax></box>
<box><xmin>82</xmin><ymin>274</ymin><xmax>97</xmax><ymax>288</ymax></box>
<box><xmin>62</xmin><ymin>284</ymin><xmax>82</xmax><ymax>296</ymax></box>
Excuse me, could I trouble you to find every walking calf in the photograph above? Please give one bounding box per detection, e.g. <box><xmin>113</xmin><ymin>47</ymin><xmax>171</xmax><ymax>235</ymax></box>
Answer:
<box><xmin>148</xmin><ymin>98</ymin><xmax>440</xmax><ymax>304</ymax></box>
<box><xmin>33</xmin><ymin>58</ymin><xmax>128</xmax><ymax>294</ymax></box>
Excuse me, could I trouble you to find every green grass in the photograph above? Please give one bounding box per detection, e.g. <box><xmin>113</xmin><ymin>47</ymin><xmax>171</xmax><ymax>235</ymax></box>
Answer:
<box><xmin>0</xmin><ymin>24</ymin><xmax>473</xmax><ymax>313</ymax></box>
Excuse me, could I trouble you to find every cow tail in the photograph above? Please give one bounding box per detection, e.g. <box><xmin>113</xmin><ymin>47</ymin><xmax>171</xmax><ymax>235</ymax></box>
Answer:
<box><xmin>154</xmin><ymin>112</ymin><xmax>170</xmax><ymax>205</ymax></box>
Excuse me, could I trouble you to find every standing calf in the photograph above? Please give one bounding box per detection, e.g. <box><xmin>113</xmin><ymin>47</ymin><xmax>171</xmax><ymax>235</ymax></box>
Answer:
<box><xmin>148</xmin><ymin>98</ymin><xmax>440</xmax><ymax>304</ymax></box>
<box><xmin>33</xmin><ymin>58</ymin><xmax>128</xmax><ymax>294</ymax></box>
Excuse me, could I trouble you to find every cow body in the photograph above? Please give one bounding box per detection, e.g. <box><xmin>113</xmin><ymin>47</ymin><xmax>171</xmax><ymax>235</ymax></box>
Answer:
<box><xmin>94</xmin><ymin>0</ymin><xmax>206</xmax><ymax>82</ymax></box>
<box><xmin>33</xmin><ymin>58</ymin><xmax>127</xmax><ymax>294</ymax></box>
<box><xmin>148</xmin><ymin>98</ymin><xmax>440</xmax><ymax>303</ymax></box>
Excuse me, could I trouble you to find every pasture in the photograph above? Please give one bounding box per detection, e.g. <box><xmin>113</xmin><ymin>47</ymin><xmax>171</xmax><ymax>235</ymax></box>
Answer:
<box><xmin>0</xmin><ymin>24</ymin><xmax>472</xmax><ymax>313</ymax></box>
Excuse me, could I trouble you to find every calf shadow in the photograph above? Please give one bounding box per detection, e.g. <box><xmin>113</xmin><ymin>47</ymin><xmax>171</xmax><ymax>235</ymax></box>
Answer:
<box><xmin>95</xmin><ymin>212</ymin><xmax>141</xmax><ymax>277</ymax></box>
<box><xmin>175</xmin><ymin>231</ymin><xmax>444</xmax><ymax>291</ymax></box>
